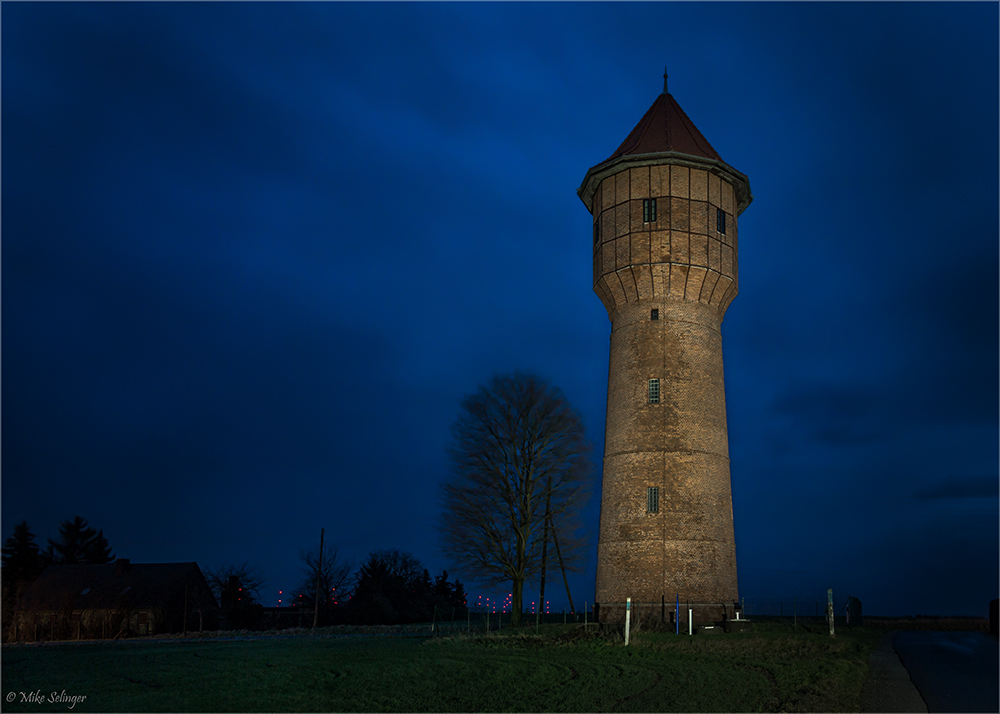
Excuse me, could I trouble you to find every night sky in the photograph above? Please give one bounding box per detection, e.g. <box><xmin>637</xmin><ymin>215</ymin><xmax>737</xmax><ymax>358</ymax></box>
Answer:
<box><xmin>4</xmin><ymin>2</ymin><xmax>997</xmax><ymax>618</ymax></box>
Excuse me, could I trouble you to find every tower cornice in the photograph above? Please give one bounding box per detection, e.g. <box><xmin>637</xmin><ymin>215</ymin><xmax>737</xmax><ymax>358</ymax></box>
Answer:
<box><xmin>577</xmin><ymin>151</ymin><xmax>752</xmax><ymax>217</ymax></box>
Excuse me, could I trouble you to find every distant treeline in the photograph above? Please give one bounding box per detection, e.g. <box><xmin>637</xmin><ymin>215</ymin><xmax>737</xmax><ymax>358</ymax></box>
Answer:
<box><xmin>2</xmin><ymin>518</ymin><xmax>468</xmax><ymax>633</ymax></box>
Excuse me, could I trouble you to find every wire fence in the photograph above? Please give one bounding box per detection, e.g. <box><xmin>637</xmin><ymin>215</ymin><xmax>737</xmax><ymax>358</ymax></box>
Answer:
<box><xmin>429</xmin><ymin>606</ymin><xmax>591</xmax><ymax>635</ymax></box>
<box><xmin>741</xmin><ymin>600</ymin><xmax>826</xmax><ymax>618</ymax></box>
<box><xmin>429</xmin><ymin>597</ymin><xmax>866</xmax><ymax>634</ymax></box>
<box><xmin>741</xmin><ymin>596</ymin><xmax>865</xmax><ymax>628</ymax></box>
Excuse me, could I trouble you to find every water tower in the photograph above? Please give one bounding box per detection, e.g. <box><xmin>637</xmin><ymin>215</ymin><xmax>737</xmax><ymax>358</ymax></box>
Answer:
<box><xmin>578</xmin><ymin>74</ymin><xmax>751</xmax><ymax>624</ymax></box>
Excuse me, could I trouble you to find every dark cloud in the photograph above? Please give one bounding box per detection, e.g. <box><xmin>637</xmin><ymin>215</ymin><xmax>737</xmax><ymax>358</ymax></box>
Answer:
<box><xmin>914</xmin><ymin>478</ymin><xmax>999</xmax><ymax>501</ymax></box>
<box><xmin>769</xmin><ymin>383</ymin><xmax>887</xmax><ymax>446</ymax></box>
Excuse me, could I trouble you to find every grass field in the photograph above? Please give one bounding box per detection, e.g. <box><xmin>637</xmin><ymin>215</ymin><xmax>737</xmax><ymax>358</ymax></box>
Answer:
<box><xmin>1</xmin><ymin>621</ymin><xmax>882</xmax><ymax>712</ymax></box>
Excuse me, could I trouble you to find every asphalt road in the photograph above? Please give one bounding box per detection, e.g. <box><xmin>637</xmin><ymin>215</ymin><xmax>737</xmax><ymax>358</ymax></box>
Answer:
<box><xmin>892</xmin><ymin>631</ymin><xmax>999</xmax><ymax>713</ymax></box>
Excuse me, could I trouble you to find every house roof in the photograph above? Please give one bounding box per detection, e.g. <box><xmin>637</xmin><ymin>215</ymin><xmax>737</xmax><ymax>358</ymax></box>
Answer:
<box><xmin>16</xmin><ymin>561</ymin><xmax>218</xmax><ymax>611</ymax></box>
<box><xmin>600</xmin><ymin>90</ymin><xmax>723</xmax><ymax>165</ymax></box>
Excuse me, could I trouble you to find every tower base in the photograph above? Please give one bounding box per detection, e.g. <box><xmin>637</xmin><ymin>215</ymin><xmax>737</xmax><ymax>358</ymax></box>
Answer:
<box><xmin>595</xmin><ymin>600</ymin><xmax>740</xmax><ymax>627</ymax></box>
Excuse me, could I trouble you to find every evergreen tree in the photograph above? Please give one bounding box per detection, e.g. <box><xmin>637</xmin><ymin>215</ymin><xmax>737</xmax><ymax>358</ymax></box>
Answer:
<box><xmin>348</xmin><ymin>550</ymin><xmax>427</xmax><ymax>625</ymax></box>
<box><xmin>433</xmin><ymin>570</ymin><xmax>454</xmax><ymax>606</ymax></box>
<box><xmin>452</xmin><ymin>578</ymin><xmax>467</xmax><ymax>610</ymax></box>
<box><xmin>431</xmin><ymin>570</ymin><xmax>468</xmax><ymax>619</ymax></box>
<box><xmin>48</xmin><ymin>516</ymin><xmax>115</xmax><ymax>565</ymax></box>
<box><xmin>83</xmin><ymin>529</ymin><xmax>114</xmax><ymax>564</ymax></box>
<box><xmin>412</xmin><ymin>568</ymin><xmax>434</xmax><ymax>622</ymax></box>
<box><xmin>2</xmin><ymin>522</ymin><xmax>45</xmax><ymax>641</ymax></box>
<box><xmin>2</xmin><ymin>522</ymin><xmax>43</xmax><ymax>583</ymax></box>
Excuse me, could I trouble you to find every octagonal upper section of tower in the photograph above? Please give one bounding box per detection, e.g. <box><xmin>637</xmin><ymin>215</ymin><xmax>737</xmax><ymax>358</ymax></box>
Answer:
<box><xmin>578</xmin><ymin>87</ymin><xmax>752</xmax><ymax>320</ymax></box>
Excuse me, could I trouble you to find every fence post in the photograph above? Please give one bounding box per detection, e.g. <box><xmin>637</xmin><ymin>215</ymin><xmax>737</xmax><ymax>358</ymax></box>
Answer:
<box><xmin>827</xmin><ymin>589</ymin><xmax>835</xmax><ymax>637</ymax></box>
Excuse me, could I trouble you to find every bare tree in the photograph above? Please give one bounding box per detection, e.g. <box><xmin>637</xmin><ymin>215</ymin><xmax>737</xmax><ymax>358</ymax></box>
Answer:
<box><xmin>205</xmin><ymin>562</ymin><xmax>266</xmax><ymax>604</ymax></box>
<box><xmin>439</xmin><ymin>373</ymin><xmax>591</xmax><ymax>626</ymax></box>
<box><xmin>291</xmin><ymin>546</ymin><xmax>352</xmax><ymax>625</ymax></box>
<box><xmin>205</xmin><ymin>562</ymin><xmax>266</xmax><ymax>629</ymax></box>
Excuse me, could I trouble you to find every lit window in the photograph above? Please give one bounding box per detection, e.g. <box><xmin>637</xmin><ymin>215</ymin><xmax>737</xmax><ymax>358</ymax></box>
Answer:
<box><xmin>717</xmin><ymin>208</ymin><xmax>726</xmax><ymax>234</ymax></box>
<box><xmin>643</xmin><ymin>198</ymin><xmax>657</xmax><ymax>223</ymax></box>
<box><xmin>648</xmin><ymin>378</ymin><xmax>660</xmax><ymax>404</ymax></box>
<box><xmin>647</xmin><ymin>487</ymin><xmax>659</xmax><ymax>513</ymax></box>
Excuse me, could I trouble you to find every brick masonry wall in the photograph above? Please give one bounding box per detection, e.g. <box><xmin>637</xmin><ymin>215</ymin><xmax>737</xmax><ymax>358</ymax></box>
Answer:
<box><xmin>591</xmin><ymin>161</ymin><xmax>740</xmax><ymax>623</ymax></box>
<box><xmin>592</xmin><ymin>165</ymin><xmax>738</xmax><ymax>319</ymax></box>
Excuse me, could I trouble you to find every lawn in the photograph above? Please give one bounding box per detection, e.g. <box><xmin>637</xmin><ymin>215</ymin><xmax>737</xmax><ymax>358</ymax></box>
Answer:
<box><xmin>1</xmin><ymin>622</ymin><xmax>881</xmax><ymax>712</ymax></box>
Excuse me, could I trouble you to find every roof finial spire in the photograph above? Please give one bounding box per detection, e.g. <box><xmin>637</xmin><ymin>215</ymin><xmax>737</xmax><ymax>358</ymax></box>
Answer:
<box><xmin>663</xmin><ymin>66</ymin><xmax>668</xmax><ymax>94</ymax></box>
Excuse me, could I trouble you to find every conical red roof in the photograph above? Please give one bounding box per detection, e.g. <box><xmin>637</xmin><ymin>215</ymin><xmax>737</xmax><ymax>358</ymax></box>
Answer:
<box><xmin>579</xmin><ymin>82</ymin><xmax>751</xmax><ymax>215</ymax></box>
<box><xmin>602</xmin><ymin>91</ymin><xmax>722</xmax><ymax>164</ymax></box>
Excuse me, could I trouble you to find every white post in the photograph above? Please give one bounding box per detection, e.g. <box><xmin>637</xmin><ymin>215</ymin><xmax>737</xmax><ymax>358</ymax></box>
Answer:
<box><xmin>688</xmin><ymin>608</ymin><xmax>693</xmax><ymax>635</ymax></box>
<box><xmin>624</xmin><ymin>598</ymin><xmax>631</xmax><ymax>646</ymax></box>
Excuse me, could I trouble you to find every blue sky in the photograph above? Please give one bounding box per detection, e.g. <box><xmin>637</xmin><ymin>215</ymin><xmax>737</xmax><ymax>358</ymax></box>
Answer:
<box><xmin>4</xmin><ymin>2</ymin><xmax>997</xmax><ymax>617</ymax></box>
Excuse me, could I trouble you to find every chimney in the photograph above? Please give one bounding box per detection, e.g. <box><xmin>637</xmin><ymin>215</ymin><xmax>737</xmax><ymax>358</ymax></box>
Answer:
<box><xmin>115</xmin><ymin>558</ymin><xmax>130</xmax><ymax>576</ymax></box>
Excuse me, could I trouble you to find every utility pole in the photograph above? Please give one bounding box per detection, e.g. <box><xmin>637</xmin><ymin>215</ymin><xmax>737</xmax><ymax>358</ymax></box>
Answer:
<box><xmin>549</xmin><ymin>511</ymin><xmax>575</xmax><ymax>615</ymax></box>
<box><xmin>313</xmin><ymin>528</ymin><xmax>324</xmax><ymax>629</ymax></box>
<box><xmin>536</xmin><ymin>483</ymin><xmax>552</xmax><ymax>630</ymax></box>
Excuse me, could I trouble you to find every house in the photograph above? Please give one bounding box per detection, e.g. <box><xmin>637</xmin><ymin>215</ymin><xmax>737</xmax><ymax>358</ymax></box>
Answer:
<box><xmin>13</xmin><ymin>558</ymin><xmax>218</xmax><ymax>641</ymax></box>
